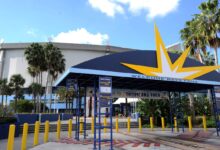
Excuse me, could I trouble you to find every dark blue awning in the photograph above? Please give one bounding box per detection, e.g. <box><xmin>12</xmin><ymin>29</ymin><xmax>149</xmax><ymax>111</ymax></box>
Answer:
<box><xmin>55</xmin><ymin>50</ymin><xmax>220</xmax><ymax>92</ymax></box>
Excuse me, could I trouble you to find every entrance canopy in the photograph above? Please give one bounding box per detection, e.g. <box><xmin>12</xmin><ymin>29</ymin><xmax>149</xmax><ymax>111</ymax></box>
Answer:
<box><xmin>55</xmin><ymin>26</ymin><xmax>220</xmax><ymax>140</ymax></box>
<box><xmin>55</xmin><ymin>27</ymin><xmax>220</xmax><ymax>92</ymax></box>
<box><xmin>55</xmin><ymin>50</ymin><xmax>220</xmax><ymax>92</ymax></box>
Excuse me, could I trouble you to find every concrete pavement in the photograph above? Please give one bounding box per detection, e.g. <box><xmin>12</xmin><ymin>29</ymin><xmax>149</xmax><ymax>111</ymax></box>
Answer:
<box><xmin>1</xmin><ymin>128</ymin><xmax>220</xmax><ymax>150</ymax></box>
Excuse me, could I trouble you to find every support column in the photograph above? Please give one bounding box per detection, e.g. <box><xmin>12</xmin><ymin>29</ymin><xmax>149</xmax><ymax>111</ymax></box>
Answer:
<box><xmin>93</xmin><ymin>79</ymin><xmax>97</xmax><ymax>150</ymax></box>
<box><xmin>125</xmin><ymin>98</ymin><xmax>128</xmax><ymax>117</ymax></box>
<box><xmin>211</xmin><ymin>87</ymin><xmax>220</xmax><ymax>136</ymax></box>
<box><xmin>84</xmin><ymin>87</ymin><xmax>87</xmax><ymax>139</ymax></box>
<box><xmin>78</xmin><ymin>85</ymin><xmax>81</xmax><ymax>139</ymax></box>
<box><xmin>75</xmin><ymin>80</ymin><xmax>80</xmax><ymax>140</ymax></box>
<box><xmin>178</xmin><ymin>92</ymin><xmax>184</xmax><ymax>133</ymax></box>
<box><xmin>169</xmin><ymin>92</ymin><xmax>174</xmax><ymax>132</ymax></box>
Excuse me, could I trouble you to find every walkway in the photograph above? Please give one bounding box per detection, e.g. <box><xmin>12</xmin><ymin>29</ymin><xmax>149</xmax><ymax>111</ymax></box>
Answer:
<box><xmin>0</xmin><ymin>128</ymin><xmax>220</xmax><ymax>150</ymax></box>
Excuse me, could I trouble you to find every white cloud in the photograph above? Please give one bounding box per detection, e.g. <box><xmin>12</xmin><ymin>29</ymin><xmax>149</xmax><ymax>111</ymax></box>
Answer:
<box><xmin>88</xmin><ymin>0</ymin><xmax>180</xmax><ymax>19</ymax></box>
<box><xmin>88</xmin><ymin>0</ymin><xmax>124</xmax><ymax>17</ymax></box>
<box><xmin>26</xmin><ymin>28</ymin><xmax>37</xmax><ymax>37</ymax></box>
<box><xmin>52</xmin><ymin>28</ymin><xmax>109</xmax><ymax>45</ymax></box>
<box><xmin>0</xmin><ymin>38</ymin><xmax>4</xmax><ymax>43</ymax></box>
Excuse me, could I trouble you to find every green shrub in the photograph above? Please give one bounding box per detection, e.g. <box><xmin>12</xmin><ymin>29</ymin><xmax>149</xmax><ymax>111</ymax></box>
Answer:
<box><xmin>206</xmin><ymin>119</ymin><xmax>216</xmax><ymax>128</ymax></box>
<box><xmin>10</xmin><ymin>99</ymin><xmax>34</xmax><ymax>113</ymax></box>
<box><xmin>142</xmin><ymin>124</ymin><xmax>150</xmax><ymax>128</ymax></box>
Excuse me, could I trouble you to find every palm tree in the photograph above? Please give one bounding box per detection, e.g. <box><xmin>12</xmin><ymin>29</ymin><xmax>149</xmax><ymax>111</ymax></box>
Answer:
<box><xmin>29</xmin><ymin>83</ymin><xmax>44</xmax><ymax>113</ymax></box>
<box><xmin>66</xmin><ymin>87</ymin><xmax>75</xmax><ymax>113</ymax></box>
<box><xmin>27</xmin><ymin>66</ymin><xmax>37</xmax><ymax>83</ymax></box>
<box><xmin>56</xmin><ymin>86</ymin><xmax>76</xmax><ymax>113</ymax></box>
<box><xmin>56</xmin><ymin>86</ymin><xmax>67</xmax><ymax>109</ymax></box>
<box><xmin>180</xmin><ymin>18</ymin><xmax>207</xmax><ymax>63</ymax></box>
<box><xmin>0</xmin><ymin>79</ymin><xmax>6</xmax><ymax>107</ymax></box>
<box><xmin>4</xmin><ymin>82</ymin><xmax>13</xmax><ymax>108</ymax></box>
<box><xmin>0</xmin><ymin>79</ymin><xmax>12</xmax><ymax>107</ymax></box>
<box><xmin>201</xmin><ymin>51</ymin><xmax>215</xmax><ymax>66</ymax></box>
<box><xmin>25</xmin><ymin>43</ymin><xmax>47</xmax><ymax>112</ymax></box>
<box><xmin>180</xmin><ymin>0</ymin><xmax>220</xmax><ymax>119</ymax></box>
<box><xmin>198</xmin><ymin>0</ymin><xmax>220</xmax><ymax>65</ymax></box>
<box><xmin>44</xmin><ymin>43</ymin><xmax>65</xmax><ymax>113</ymax></box>
<box><xmin>10</xmin><ymin>74</ymin><xmax>25</xmax><ymax>113</ymax></box>
<box><xmin>25</xmin><ymin>43</ymin><xmax>65</xmax><ymax>113</ymax></box>
<box><xmin>25</xmin><ymin>43</ymin><xmax>46</xmax><ymax>84</ymax></box>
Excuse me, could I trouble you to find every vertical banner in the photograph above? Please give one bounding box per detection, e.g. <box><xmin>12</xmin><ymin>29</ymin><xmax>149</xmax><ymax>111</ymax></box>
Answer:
<box><xmin>99</xmin><ymin>77</ymin><xmax>112</xmax><ymax>107</ymax></box>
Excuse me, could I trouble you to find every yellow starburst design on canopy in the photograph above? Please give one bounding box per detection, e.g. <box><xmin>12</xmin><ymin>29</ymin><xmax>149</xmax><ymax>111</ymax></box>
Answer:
<box><xmin>121</xmin><ymin>25</ymin><xmax>220</xmax><ymax>80</ymax></box>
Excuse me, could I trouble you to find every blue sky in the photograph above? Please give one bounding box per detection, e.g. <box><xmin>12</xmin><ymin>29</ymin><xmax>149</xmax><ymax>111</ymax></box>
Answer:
<box><xmin>0</xmin><ymin>0</ymin><xmax>205</xmax><ymax>50</ymax></box>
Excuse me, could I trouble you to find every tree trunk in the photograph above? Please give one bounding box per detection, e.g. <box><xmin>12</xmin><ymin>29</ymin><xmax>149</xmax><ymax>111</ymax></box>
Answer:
<box><xmin>49</xmin><ymin>77</ymin><xmax>53</xmax><ymax>113</ymax></box>
<box><xmin>196</xmin><ymin>51</ymin><xmax>203</xmax><ymax>63</ymax></box>
<box><xmin>5</xmin><ymin>95</ymin><xmax>7</xmax><ymax>108</ymax></box>
<box><xmin>35</xmin><ymin>98</ymin><xmax>37</xmax><ymax>113</ymax></box>
<box><xmin>68</xmin><ymin>98</ymin><xmax>70</xmax><ymax>113</ymax></box>
<box><xmin>188</xmin><ymin>93</ymin><xmax>195</xmax><ymax>121</ymax></box>
<box><xmin>66</xmin><ymin>98</ymin><xmax>67</xmax><ymax>111</ymax></box>
<box><xmin>214</xmin><ymin>46</ymin><xmax>218</xmax><ymax>66</ymax></box>
<box><xmin>39</xmin><ymin>72</ymin><xmax>42</xmax><ymax>112</ymax></box>
<box><xmin>43</xmin><ymin>72</ymin><xmax>49</xmax><ymax>113</ymax></box>
<box><xmin>38</xmin><ymin>94</ymin><xmax>41</xmax><ymax>113</ymax></box>
<box><xmin>41</xmin><ymin>72</ymin><xmax>43</xmax><ymax>85</ymax></box>
<box><xmin>33</xmin><ymin>95</ymin><xmax>36</xmax><ymax>113</ymax></box>
<box><xmin>14</xmin><ymin>98</ymin><xmax>17</xmax><ymax>113</ymax></box>
<box><xmin>207</xmin><ymin>89</ymin><xmax>213</xmax><ymax>115</ymax></box>
<box><xmin>71</xmin><ymin>97</ymin><xmax>74</xmax><ymax>114</ymax></box>
<box><xmin>38</xmin><ymin>73</ymin><xmax>41</xmax><ymax>113</ymax></box>
<box><xmin>89</xmin><ymin>96</ymin><xmax>92</xmax><ymax>117</ymax></box>
<box><xmin>1</xmin><ymin>94</ymin><xmax>3</xmax><ymax>107</ymax></box>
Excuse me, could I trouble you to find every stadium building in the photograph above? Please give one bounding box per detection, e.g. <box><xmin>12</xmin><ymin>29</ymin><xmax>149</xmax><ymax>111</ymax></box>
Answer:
<box><xmin>0</xmin><ymin>42</ymin><xmax>140</xmax><ymax>114</ymax></box>
<box><xmin>1</xmin><ymin>42</ymin><xmax>219</xmax><ymax>116</ymax></box>
<box><xmin>0</xmin><ymin>42</ymin><xmax>133</xmax><ymax>87</ymax></box>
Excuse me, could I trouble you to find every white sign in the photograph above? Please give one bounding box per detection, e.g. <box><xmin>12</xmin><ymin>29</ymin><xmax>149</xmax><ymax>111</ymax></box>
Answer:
<box><xmin>100</xmin><ymin>87</ymin><xmax>112</xmax><ymax>94</ymax></box>
<box><xmin>87</xmin><ymin>88</ymin><xmax>168</xmax><ymax>99</ymax></box>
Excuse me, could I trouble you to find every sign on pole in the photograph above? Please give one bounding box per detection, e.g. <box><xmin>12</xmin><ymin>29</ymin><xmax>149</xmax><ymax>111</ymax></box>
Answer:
<box><xmin>99</xmin><ymin>77</ymin><xmax>112</xmax><ymax>107</ymax></box>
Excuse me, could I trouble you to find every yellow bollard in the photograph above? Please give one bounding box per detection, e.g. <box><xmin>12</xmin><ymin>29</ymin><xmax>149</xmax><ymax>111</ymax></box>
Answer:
<box><xmin>57</xmin><ymin>119</ymin><xmax>61</xmax><ymax>140</ymax></box>
<box><xmin>115</xmin><ymin>117</ymin><xmax>119</xmax><ymax>133</ymax></box>
<box><xmin>138</xmin><ymin>117</ymin><xmax>142</xmax><ymax>133</ymax></box>
<box><xmin>104</xmin><ymin>117</ymin><xmax>107</xmax><ymax>133</ymax></box>
<box><xmin>127</xmin><ymin>117</ymin><xmax>130</xmax><ymax>133</ymax></box>
<box><xmin>150</xmin><ymin>117</ymin><xmax>154</xmax><ymax>131</ymax></box>
<box><xmin>44</xmin><ymin>121</ymin><xmax>49</xmax><ymax>143</ymax></box>
<box><xmin>7</xmin><ymin>124</ymin><xmax>15</xmax><ymax>150</ymax></box>
<box><xmin>188</xmin><ymin>116</ymin><xmax>192</xmax><ymax>132</ymax></box>
<box><xmin>91</xmin><ymin>117</ymin><xmax>94</xmax><ymax>134</ymax></box>
<box><xmin>33</xmin><ymin>121</ymin><xmax>40</xmax><ymax>146</ymax></box>
<box><xmin>80</xmin><ymin>118</ymin><xmax>83</xmax><ymax>135</ymax></box>
<box><xmin>68</xmin><ymin>119</ymin><xmax>72</xmax><ymax>138</ymax></box>
<box><xmin>161</xmin><ymin>117</ymin><xmax>165</xmax><ymax>131</ymax></box>
<box><xmin>174</xmin><ymin>117</ymin><xmax>177</xmax><ymax>132</ymax></box>
<box><xmin>21</xmin><ymin>123</ymin><xmax>29</xmax><ymax>150</ymax></box>
<box><xmin>203</xmin><ymin>115</ymin><xmax>207</xmax><ymax>131</ymax></box>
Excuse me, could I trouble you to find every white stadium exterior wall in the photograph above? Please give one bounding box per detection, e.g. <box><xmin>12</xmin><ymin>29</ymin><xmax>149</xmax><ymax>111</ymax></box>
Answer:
<box><xmin>0</xmin><ymin>42</ymin><xmax>133</xmax><ymax>87</ymax></box>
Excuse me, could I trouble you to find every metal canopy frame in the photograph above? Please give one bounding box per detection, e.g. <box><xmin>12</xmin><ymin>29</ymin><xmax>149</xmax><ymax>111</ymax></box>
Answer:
<box><xmin>61</xmin><ymin>73</ymin><xmax>220</xmax><ymax>149</ymax></box>
<box><xmin>59</xmin><ymin>70</ymin><xmax>220</xmax><ymax>142</ymax></box>
<box><xmin>58</xmin><ymin>69</ymin><xmax>220</xmax><ymax>150</ymax></box>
